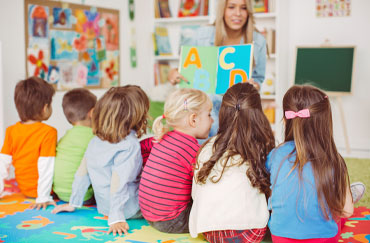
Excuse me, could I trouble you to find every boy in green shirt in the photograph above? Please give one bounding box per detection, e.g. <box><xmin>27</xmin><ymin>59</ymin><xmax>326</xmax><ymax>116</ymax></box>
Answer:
<box><xmin>53</xmin><ymin>88</ymin><xmax>97</xmax><ymax>203</ymax></box>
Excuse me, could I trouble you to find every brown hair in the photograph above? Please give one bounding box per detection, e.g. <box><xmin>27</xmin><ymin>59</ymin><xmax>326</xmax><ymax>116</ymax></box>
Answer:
<box><xmin>92</xmin><ymin>85</ymin><xmax>149</xmax><ymax>143</ymax></box>
<box><xmin>196</xmin><ymin>83</ymin><xmax>274</xmax><ymax>198</ymax></box>
<box><xmin>283</xmin><ymin>85</ymin><xmax>350</xmax><ymax>219</ymax></box>
<box><xmin>14</xmin><ymin>76</ymin><xmax>55</xmax><ymax>122</ymax></box>
<box><xmin>214</xmin><ymin>0</ymin><xmax>255</xmax><ymax>46</ymax></box>
<box><xmin>62</xmin><ymin>88</ymin><xmax>97</xmax><ymax>124</ymax></box>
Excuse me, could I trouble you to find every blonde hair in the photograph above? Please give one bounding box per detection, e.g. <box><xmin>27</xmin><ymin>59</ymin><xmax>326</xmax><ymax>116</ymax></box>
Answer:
<box><xmin>214</xmin><ymin>0</ymin><xmax>255</xmax><ymax>46</ymax></box>
<box><xmin>153</xmin><ymin>88</ymin><xmax>211</xmax><ymax>141</ymax></box>
<box><xmin>92</xmin><ymin>85</ymin><xmax>149</xmax><ymax>143</ymax></box>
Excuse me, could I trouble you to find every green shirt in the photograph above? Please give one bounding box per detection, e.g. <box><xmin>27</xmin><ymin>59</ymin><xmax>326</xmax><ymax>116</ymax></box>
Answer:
<box><xmin>53</xmin><ymin>125</ymin><xmax>94</xmax><ymax>202</ymax></box>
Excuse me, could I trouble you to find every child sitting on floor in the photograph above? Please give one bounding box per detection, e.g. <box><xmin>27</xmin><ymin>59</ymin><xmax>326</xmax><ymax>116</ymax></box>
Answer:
<box><xmin>53</xmin><ymin>88</ymin><xmax>97</xmax><ymax>203</ymax></box>
<box><xmin>139</xmin><ymin>88</ymin><xmax>213</xmax><ymax>234</ymax></box>
<box><xmin>0</xmin><ymin>77</ymin><xmax>57</xmax><ymax>210</ymax></box>
<box><xmin>189</xmin><ymin>83</ymin><xmax>274</xmax><ymax>242</ymax></box>
<box><xmin>52</xmin><ymin>85</ymin><xmax>149</xmax><ymax>236</ymax></box>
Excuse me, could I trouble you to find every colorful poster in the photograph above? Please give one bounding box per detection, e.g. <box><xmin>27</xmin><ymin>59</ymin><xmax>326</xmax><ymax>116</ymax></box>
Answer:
<box><xmin>28</xmin><ymin>4</ymin><xmax>49</xmax><ymax>47</ymax></box>
<box><xmin>47</xmin><ymin>65</ymin><xmax>60</xmax><ymax>84</ymax></box>
<box><xmin>52</xmin><ymin>7</ymin><xmax>72</xmax><ymax>28</ymax></box>
<box><xmin>101</xmin><ymin>51</ymin><xmax>119</xmax><ymax>88</ymax></box>
<box><xmin>85</xmin><ymin>49</ymin><xmax>100</xmax><ymax>86</ymax></box>
<box><xmin>95</xmin><ymin>36</ymin><xmax>106</xmax><ymax>61</ymax></box>
<box><xmin>101</xmin><ymin>13</ymin><xmax>119</xmax><ymax>50</ymax></box>
<box><xmin>50</xmin><ymin>30</ymin><xmax>78</xmax><ymax>60</ymax></box>
<box><xmin>179</xmin><ymin>44</ymin><xmax>253</xmax><ymax>94</ymax></box>
<box><xmin>316</xmin><ymin>0</ymin><xmax>351</xmax><ymax>17</ymax></box>
<box><xmin>58</xmin><ymin>62</ymin><xmax>77</xmax><ymax>89</ymax></box>
<box><xmin>27</xmin><ymin>47</ymin><xmax>49</xmax><ymax>79</ymax></box>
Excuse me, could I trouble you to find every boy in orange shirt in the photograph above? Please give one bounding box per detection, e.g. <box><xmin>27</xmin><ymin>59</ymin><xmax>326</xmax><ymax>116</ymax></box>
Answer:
<box><xmin>0</xmin><ymin>77</ymin><xmax>57</xmax><ymax>210</ymax></box>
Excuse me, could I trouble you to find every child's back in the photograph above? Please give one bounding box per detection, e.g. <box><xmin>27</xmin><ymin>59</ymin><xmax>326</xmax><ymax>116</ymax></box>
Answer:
<box><xmin>0</xmin><ymin>77</ymin><xmax>56</xmax><ymax>206</ymax></box>
<box><xmin>53</xmin><ymin>88</ymin><xmax>96</xmax><ymax>202</ymax></box>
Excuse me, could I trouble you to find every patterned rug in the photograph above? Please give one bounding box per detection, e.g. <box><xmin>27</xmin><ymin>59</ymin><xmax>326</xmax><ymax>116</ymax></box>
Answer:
<box><xmin>0</xmin><ymin>179</ymin><xmax>369</xmax><ymax>243</ymax></box>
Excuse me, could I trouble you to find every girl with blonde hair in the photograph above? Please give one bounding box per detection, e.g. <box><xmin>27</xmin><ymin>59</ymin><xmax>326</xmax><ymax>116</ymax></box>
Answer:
<box><xmin>139</xmin><ymin>88</ymin><xmax>213</xmax><ymax>233</ymax></box>
<box><xmin>53</xmin><ymin>85</ymin><xmax>149</xmax><ymax>236</ymax></box>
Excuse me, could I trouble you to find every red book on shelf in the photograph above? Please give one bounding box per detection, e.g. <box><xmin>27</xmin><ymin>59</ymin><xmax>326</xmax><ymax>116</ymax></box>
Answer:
<box><xmin>158</xmin><ymin>0</ymin><xmax>172</xmax><ymax>18</ymax></box>
<box><xmin>178</xmin><ymin>0</ymin><xmax>201</xmax><ymax>17</ymax></box>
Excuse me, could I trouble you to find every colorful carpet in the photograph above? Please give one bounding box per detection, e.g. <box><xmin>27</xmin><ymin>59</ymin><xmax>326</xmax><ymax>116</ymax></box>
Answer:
<box><xmin>0</xmin><ymin>179</ymin><xmax>369</xmax><ymax>243</ymax></box>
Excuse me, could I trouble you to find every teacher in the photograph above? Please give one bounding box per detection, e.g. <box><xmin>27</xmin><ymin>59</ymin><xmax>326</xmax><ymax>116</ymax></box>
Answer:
<box><xmin>168</xmin><ymin>0</ymin><xmax>267</xmax><ymax>138</ymax></box>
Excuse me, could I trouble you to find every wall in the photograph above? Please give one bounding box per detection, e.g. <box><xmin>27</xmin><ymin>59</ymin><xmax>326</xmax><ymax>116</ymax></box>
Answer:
<box><xmin>285</xmin><ymin>0</ymin><xmax>370</xmax><ymax>157</ymax></box>
<box><xmin>0</xmin><ymin>0</ymin><xmax>154</xmax><ymax>143</ymax></box>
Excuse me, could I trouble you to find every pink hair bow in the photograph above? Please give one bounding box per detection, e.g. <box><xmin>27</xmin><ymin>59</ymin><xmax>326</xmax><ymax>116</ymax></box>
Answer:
<box><xmin>285</xmin><ymin>109</ymin><xmax>310</xmax><ymax>119</ymax></box>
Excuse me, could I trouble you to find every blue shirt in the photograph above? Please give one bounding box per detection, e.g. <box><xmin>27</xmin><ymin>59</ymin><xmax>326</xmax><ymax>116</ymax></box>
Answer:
<box><xmin>265</xmin><ymin>141</ymin><xmax>338</xmax><ymax>239</ymax></box>
<box><xmin>69</xmin><ymin>130</ymin><xmax>142</xmax><ymax>225</ymax></box>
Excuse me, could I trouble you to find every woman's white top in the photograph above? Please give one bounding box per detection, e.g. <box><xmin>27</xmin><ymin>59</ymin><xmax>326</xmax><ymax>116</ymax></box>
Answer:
<box><xmin>189</xmin><ymin>137</ymin><xmax>269</xmax><ymax>237</ymax></box>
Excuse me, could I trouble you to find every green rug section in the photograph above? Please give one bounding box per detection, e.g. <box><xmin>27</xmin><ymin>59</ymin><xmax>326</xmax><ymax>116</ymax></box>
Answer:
<box><xmin>345</xmin><ymin>157</ymin><xmax>370</xmax><ymax>208</ymax></box>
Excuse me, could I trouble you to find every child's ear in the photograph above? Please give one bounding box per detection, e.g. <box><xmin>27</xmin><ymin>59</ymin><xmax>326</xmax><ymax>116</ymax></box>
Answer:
<box><xmin>87</xmin><ymin>108</ymin><xmax>94</xmax><ymax>119</ymax></box>
<box><xmin>188</xmin><ymin>113</ymin><xmax>197</xmax><ymax>128</ymax></box>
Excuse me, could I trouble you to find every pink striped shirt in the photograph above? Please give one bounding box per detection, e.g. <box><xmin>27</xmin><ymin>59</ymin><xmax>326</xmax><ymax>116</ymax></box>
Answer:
<box><xmin>139</xmin><ymin>130</ymin><xmax>200</xmax><ymax>222</ymax></box>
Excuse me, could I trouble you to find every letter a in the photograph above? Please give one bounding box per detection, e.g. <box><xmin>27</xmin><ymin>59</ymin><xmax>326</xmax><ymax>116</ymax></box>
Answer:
<box><xmin>183</xmin><ymin>47</ymin><xmax>202</xmax><ymax>69</ymax></box>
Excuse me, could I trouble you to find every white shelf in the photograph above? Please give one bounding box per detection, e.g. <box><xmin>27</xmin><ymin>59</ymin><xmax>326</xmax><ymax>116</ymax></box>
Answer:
<box><xmin>154</xmin><ymin>55</ymin><xmax>179</xmax><ymax>61</ymax></box>
<box><xmin>261</xmin><ymin>94</ymin><xmax>276</xmax><ymax>99</ymax></box>
<box><xmin>154</xmin><ymin>16</ymin><xmax>210</xmax><ymax>24</ymax></box>
<box><xmin>254</xmin><ymin>12</ymin><xmax>276</xmax><ymax>19</ymax></box>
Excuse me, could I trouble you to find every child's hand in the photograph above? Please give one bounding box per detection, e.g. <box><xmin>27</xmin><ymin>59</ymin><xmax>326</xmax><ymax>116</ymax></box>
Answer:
<box><xmin>51</xmin><ymin>204</ymin><xmax>75</xmax><ymax>214</ymax></box>
<box><xmin>107</xmin><ymin>222</ymin><xmax>129</xmax><ymax>236</ymax></box>
<box><xmin>30</xmin><ymin>200</ymin><xmax>57</xmax><ymax>210</ymax></box>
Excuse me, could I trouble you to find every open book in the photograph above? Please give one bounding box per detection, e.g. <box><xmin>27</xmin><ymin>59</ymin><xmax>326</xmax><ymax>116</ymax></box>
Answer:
<box><xmin>179</xmin><ymin>44</ymin><xmax>253</xmax><ymax>94</ymax></box>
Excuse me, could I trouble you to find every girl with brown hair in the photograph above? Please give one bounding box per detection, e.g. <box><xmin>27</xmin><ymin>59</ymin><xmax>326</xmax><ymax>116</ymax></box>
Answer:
<box><xmin>189</xmin><ymin>83</ymin><xmax>274</xmax><ymax>243</ymax></box>
<box><xmin>266</xmin><ymin>85</ymin><xmax>355</xmax><ymax>242</ymax></box>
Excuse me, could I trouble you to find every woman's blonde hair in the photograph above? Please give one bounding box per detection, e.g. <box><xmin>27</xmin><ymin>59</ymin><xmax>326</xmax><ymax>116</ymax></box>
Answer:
<box><xmin>92</xmin><ymin>85</ymin><xmax>149</xmax><ymax>143</ymax></box>
<box><xmin>214</xmin><ymin>0</ymin><xmax>255</xmax><ymax>46</ymax></box>
<box><xmin>152</xmin><ymin>88</ymin><xmax>211</xmax><ymax>141</ymax></box>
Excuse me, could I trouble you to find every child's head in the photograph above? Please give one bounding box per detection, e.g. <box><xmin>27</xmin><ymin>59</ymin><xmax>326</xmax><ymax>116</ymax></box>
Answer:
<box><xmin>92</xmin><ymin>85</ymin><xmax>149</xmax><ymax>143</ymax></box>
<box><xmin>62</xmin><ymin>88</ymin><xmax>97</xmax><ymax>126</ymax></box>
<box><xmin>152</xmin><ymin>88</ymin><xmax>213</xmax><ymax>141</ymax></box>
<box><xmin>282</xmin><ymin>85</ymin><xmax>349</xmax><ymax>219</ymax></box>
<box><xmin>196</xmin><ymin>83</ymin><xmax>274</xmax><ymax>197</ymax></box>
<box><xmin>14</xmin><ymin>76</ymin><xmax>55</xmax><ymax>122</ymax></box>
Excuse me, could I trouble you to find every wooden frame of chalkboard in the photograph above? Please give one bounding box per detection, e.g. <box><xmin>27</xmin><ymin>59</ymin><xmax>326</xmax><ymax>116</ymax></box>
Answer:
<box><xmin>293</xmin><ymin>46</ymin><xmax>356</xmax><ymax>96</ymax></box>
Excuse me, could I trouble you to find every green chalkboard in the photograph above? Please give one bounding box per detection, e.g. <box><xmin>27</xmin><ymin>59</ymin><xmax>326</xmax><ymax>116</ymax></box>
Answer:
<box><xmin>294</xmin><ymin>47</ymin><xmax>355</xmax><ymax>94</ymax></box>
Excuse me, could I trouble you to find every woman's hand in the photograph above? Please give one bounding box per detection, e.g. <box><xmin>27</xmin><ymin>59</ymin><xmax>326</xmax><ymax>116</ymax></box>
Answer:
<box><xmin>247</xmin><ymin>78</ymin><xmax>260</xmax><ymax>91</ymax></box>
<box><xmin>168</xmin><ymin>68</ymin><xmax>188</xmax><ymax>85</ymax></box>
<box><xmin>107</xmin><ymin>222</ymin><xmax>129</xmax><ymax>236</ymax></box>
<box><xmin>51</xmin><ymin>204</ymin><xmax>76</xmax><ymax>214</ymax></box>
<box><xmin>30</xmin><ymin>200</ymin><xmax>57</xmax><ymax>210</ymax></box>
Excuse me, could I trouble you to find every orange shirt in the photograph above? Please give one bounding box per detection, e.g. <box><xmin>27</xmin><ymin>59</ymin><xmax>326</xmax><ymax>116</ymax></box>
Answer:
<box><xmin>1</xmin><ymin>122</ymin><xmax>57</xmax><ymax>198</ymax></box>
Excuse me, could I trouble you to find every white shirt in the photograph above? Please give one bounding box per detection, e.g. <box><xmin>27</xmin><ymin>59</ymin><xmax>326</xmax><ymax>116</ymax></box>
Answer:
<box><xmin>189</xmin><ymin>137</ymin><xmax>269</xmax><ymax>237</ymax></box>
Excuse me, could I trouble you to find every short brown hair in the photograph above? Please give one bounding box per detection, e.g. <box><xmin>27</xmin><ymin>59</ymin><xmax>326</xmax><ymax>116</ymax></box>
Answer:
<box><xmin>62</xmin><ymin>88</ymin><xmax>97</xmax><ymax>124</ymax></box>
<box><xmin>92</xmin><ymin>85</ymin><xmax>149</xmax><ymax>143</ymax></box>
<box><xmin>14</xmin><ymin>76</ymin><xmax>55</xmax><ymax>122</ymax></box>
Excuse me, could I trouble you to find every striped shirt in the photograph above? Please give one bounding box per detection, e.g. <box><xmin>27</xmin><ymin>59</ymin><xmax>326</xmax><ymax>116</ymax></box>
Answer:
<box><xmin>140</xmin><ymin>137</ymin><xmax>154</xmax><ymax>168</ymax></box>
<box><xmin>139</xmin><ymin>130</ymin><xmax>200</xmax><ymax>222</ymax></box>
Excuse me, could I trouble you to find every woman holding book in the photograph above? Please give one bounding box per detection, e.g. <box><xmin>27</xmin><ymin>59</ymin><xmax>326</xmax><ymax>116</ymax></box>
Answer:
<box><xmin>168</xmin><ymin>0</ymin><xmax>266</xmax><ymax>138</ymax></box>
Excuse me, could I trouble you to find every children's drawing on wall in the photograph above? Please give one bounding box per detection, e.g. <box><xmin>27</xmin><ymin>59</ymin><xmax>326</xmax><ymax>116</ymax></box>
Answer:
<box><xmin>47</xmin><ymin>65</ymin><xmax>60</xmax><ymax>84</ymax></box>
<box><xmin>101</xmin><ymin>13</ymin><xmax>119</xmax><ymax>50</ymax></box>
<box><xmin>316</xmin><ymin>0</ymin><xmax>351</xmax><ymax>17</ymax></box>
<box><xmin>52</xmin><ymin>7</ymin><xmax>72</xmax><ymax>28</ymax></box>
<box><xmin>25</xmin><ymin>0</ymin><xmax>120</xmax><ymax>89</ymax></box>
<box><xmin>101</xmin><ymin>51</ymin><xmax>119</xmax><ymax>88</ymax></box>
<box><xmin>50</xmin><ymin>30</ymin><xmax>78</xmax><ymax>60</ymax></box>
<box><xmin>27</xmin><ymin>47</ymin><xmax>49</xmax><ymax>79</ymax></box>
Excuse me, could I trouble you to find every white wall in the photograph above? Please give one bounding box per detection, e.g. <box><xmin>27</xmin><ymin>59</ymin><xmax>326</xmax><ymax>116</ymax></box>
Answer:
<box><xmin>285</xmin><ymin>0</ymin><xmax>370</xmax><ymax>157</ymax></box>
<box><xmin>0</xmin><ymin>0</ymin><xmax>154</xmax><ymax>143</ymax></box>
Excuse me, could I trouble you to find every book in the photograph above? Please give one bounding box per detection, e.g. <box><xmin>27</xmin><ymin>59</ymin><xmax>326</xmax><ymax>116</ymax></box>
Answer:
<box><xmin>253</xmin><ymin>0</ymin><xmax>268</xmax><ymax>13</ymax></box>
<box><xmin>260</xmin><ymin>28</ymin><xmax>275</xmax><ymax>55</ymax></box>
<box><xmin>179</xmin><ymin>44</ymin><xmax>254</xmax><ymax>94</ymax></box>
<box><xmin>158</xmin><ymin>62</ymin><xmax>171</xmax><ymax>84</ymax></box>
<box><xmin>154</xmin><ymin>0</ymin><xmax>161</xmax><ymax>18</ymax></box>
<box><xmin>178</xmin><ymin>0</ymin><xmax>201</xmax><ymax>17</ymax></box>
<box><xmin>178</xmin><ymin>25</ymin><xmax>200</xmax><ymax>52</ymax></box>
<box><xmin>158</xmin><ymin>0</ymin><xmax>172</xmax><ymax>18</ymax></box>
<box><xmin>152</xmin><ymin>33</ymin><xmax>158</xmax><ymax>56</ymax></box>
<box><xmin>154</xmin><ymin>26</ymin><xmax>172</xmax><ymax>55</ymax></box>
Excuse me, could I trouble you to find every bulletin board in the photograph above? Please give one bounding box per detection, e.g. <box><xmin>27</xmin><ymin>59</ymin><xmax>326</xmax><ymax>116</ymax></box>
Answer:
<box><xmin>24</xmin><ymin>0</ymin><xmax>120</xmax><ymax>90</ymax></box>
<box><xmin>294</xmin><ymin>46</ymin><xmax>355</xmax><ymax>95</ymax></box>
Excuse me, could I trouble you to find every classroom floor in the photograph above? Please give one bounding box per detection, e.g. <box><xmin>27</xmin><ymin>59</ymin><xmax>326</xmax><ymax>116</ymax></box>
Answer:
<box><xmin>346</xmin><ymin>158</ymin><xmax>370</xmax><ymax>208</ymax></box>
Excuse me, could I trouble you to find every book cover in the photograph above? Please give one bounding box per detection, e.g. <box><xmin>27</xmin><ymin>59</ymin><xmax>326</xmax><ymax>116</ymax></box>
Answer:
<box><xmin>158</xmin><ymin>0</ymin><xmax>172</xmax><ymax>18</ymax></box>
<box><xmin>179</xmin><ymin>44</ymin><xmax>254</xmax><ymax>94</ymax></box>
<box><xmin>158</xmin><ymin>62</ymin><xmax>171</xmax><ymax>84</ymax></box>
<box><xmin>154</xmin><ymin>26</ymin><xmax>172</xmax><ymax>55</ymax></box>
<box><xmin>178</xmin><ymin>0</ymin><xmax>201</xmax><ymax>17</ymax></box>
<box><xmin>253</xmin><ymin>0</ymin><xmax>268</xmax><ymax>13</ymax></box>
